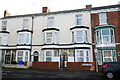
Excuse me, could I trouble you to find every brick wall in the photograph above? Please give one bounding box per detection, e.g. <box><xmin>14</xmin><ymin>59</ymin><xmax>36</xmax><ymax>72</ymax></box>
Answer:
<box><xmin>91</xmin><ymin>11</ymin><xmax>120</xmax><ymax>62</ymax></box>
<box><xmin>67</xmin><ymin>62</ymin><xmax>96</xmax><ymax>71</ymax></box>
<box><xmin>32</xmin><ymin>62</ymin><xmax>59</xmax><ymax>70</ymax></box>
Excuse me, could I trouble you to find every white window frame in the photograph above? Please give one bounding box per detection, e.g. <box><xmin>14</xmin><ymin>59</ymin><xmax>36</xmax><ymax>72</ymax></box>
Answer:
<box><xmin>2</xmin><ymin>21</ymin><xmax>7</xmax><ymax>30</ymax></box>
<box><xmin>44</xmin><ymin>31</ymin><xmax>58</xmax><ymax>44</ymax></box>
<box><xmin>101</xmin><ymin>29</ymin><xmax>111</xmax><ymax>43</ymax></box>
<box><xmin>76</xmin><ymin>15</ymin><xmax>82</xmax><ymax>26</ymax></box>
<box><xmin>16</xmin><ymin>50</ymin><xmax>30</xmax><ymax>62</ymax></box>
<box><xmin>95</xmin><ymin>30</ymin><xmax>100</xmax><ymax>44</ymax></box>
<box><xmin>44</xmin><ymin>50</ymin><xmax>53</xmax><ymax>62</ymax></box>
<box><xmin>103</xmin><ymin>50</ymin><xmax>113</xmax><ymax>62</ymax></box>
<box><xmin>23</xmin><ymin>19</ymin><xmax>29</xmax><ymax>29</ymax></box>
<box><xmin>99</xmin><ymin>12</ymin><xmax>107</xmax><ymax>25</ymax></box>
<box><xmin>48</xmin><ymin>17</ymin><xmax>54</xmax><ymax>28</ymax></box>
<box><xmin>18</xmin><ymin>33</ymin><xmax>31</xmax><ymax>44</ymax></box>
<box><xmin>75</xmin><ymin>49</ymin><xmax>90</xmax><ymax>62</ymax></box>
<box><xmin>17</xmin><ymin>51</ymin><xmax>23</xmax><ymax>61</ymax></box>
<box><xmin>72</xmin><ymin>30</ymin><xmax>88</xmax><ymax>43</ymax></box>
<box><xmin>1</xmin><ymin>34</ymin><xmax>8</xmax><ymax>45</ymax></box>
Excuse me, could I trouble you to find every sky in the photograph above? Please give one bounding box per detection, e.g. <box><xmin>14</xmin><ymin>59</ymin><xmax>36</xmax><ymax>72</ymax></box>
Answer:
<box><xmin>0</xmin><ymin>0</ymin><xmax>120</xmax><ymax>18</ymax></box>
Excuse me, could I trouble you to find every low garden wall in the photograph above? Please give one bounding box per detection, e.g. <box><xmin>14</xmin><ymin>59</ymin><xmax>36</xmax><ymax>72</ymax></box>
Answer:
<box><xmin>67</xmin><ymin>62</ymin><xmax>96</xmax><ymax>71</ymax></box>
<box><xmin>32</xmin><ymin>62</ymin><xmax>59</xmax><ymax>70</ymax></box>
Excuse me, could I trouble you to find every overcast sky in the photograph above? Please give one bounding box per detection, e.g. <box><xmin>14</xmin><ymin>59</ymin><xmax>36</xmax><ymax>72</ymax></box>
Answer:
<box><xmin>0</xmin><ymin>0</ymin><xmax>120</xmax><ymax>18</ymax></box>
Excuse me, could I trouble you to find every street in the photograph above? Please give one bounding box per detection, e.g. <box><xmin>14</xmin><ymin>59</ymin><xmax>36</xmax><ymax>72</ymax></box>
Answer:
<box><xmin>1</xmin><ymin>68</ymin><xmax>117</xmax><ymax>80</ymax></box>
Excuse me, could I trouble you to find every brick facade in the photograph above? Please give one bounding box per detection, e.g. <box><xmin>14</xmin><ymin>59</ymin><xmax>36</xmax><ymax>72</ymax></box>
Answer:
<box><xmin>67</xmin><ymin>62</ymin><xmax>96</xmax><ymax>71</ymax></box>
<box><xmin>32</xmin><ymin>62</ymin><xmax>59</xmax><ymax>70</ymax></box>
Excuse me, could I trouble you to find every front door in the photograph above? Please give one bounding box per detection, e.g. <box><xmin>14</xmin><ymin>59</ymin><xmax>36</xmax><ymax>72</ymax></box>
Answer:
<box><xmin>60</xmin><ymin>53</ymin><xmax>68</xmax><ymax>68</ymax></box>
<box><xmin>34</xmin><ymin>56</ymin><xmax>38</xmax><ymax>62</ymax></box>
<box><xmin>5</xmin><ymin>55</ymin><xmax>11</xmax><ymax>64</ymax></box>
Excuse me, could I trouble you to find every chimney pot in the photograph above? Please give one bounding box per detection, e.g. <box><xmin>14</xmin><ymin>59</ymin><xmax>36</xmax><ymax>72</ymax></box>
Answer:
<box><xmin>42</xmin><ymin>7</ymin><xmax>48</xmax><ymax>13</ymax></box>
<box><xmin>4</xmin><ymin>10</ymin><xmax>11</xmax><ymax>17</ymax></box>
<box><xmin>86</xmin><ymin>5</ymin><xmax>92</xmax><ymax>9</ymax></box>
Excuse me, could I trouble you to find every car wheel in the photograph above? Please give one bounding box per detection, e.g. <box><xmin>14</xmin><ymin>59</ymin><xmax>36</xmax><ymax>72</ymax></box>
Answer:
<box><xmin>106</xmin><ymin>72</ymin><xmax>114</xmax><ymax>79</ymax></box>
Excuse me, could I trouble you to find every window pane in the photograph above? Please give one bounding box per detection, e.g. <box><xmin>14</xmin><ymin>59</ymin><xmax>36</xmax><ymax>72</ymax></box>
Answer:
<box><xmin>23</xmin><ymin>19</ymin><xmax>29</xmax><ymax>29</ymax></box>
<box><xmin>46</xmin><ymin>57</ymin><xmax>51</xmax><ymax>62</ymax></box>
<box><xmin>18</xmin><ymin>34</ymin><xmax>24</xmax><ymax>44</ymax></box>
<box><xmin>2</xmin><ymin>21</ymin><xmax>7</xmax><ymax>30</ymax></box>
<box><xmin>76</xmin><ymin>15</ymin><xmax>82</xmax><ymax>26</ymax></box>
<box><xmin>2</xmin><ymin>34</ymin><xmax>8</xmax><ymax>45</ymax></box>
<box><xmin>76</xmin><ymin>31</ymin><xmax>83</xmax><ymax>42</ymax></box>
<box><xmin>77</xmin><ymin>50</ymin><xmax>84</xmax><ymax>62</ymax></box>
<box><xmin>46</xmin><ymin>33</ymin><xmax>52</xmax><ymax>43</ymax></box>
<box><xmin>72</xmin><ymin>32</ymin><xmax>74</xmax><ymax>42</ymax></box>
<box><xmin>48</xmin><ymin>17</ymin><xmax>54</xmax><ymax>28</ymax></box>
<box><xmin>26</xmin><ymin>34</ymin><xmax>30</xmax><ymax>44</ymax></box>
<box><xmin>99</xmin><ymin>13</ymin><xmax>107</xmax><ymax>24</ymax></box>
<box><xmin>102</xmin><ymin>29</ymin><xmax>109</xmax><ymax>35</ymax></box>
<box><xmin>104</xmin><ymin>51</ymin><xmax>112</xmax><ymax>62</ymax></box>
<box><xmin>54</xmin><ymin>50</ymin><xmax>59</xmax><ymax>57</ymax></box>
<box><xmin>54</xmin><ymin>32</ymin><xmax>58</xmax><ymax>44</ymax></box>
<box><xmin>46</xmin><ymin>51</ymin><xmax>52</xmax><ymax>56</ymax></box>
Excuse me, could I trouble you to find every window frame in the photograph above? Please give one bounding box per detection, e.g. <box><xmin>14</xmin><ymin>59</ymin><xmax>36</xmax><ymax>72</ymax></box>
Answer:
<box><xmin>72</xmin><ymin>30</ymin><xmax>88</xmax><ymax>43</ymax></box>
<box><xmin>103</xmin><ymin>50</ymin><xmax>113</xmax><ymax>62</ymax></box>
<box><xmin>47</xmin><ymin>17</ymin><xmax>54</xmax><ymax>28</ymax></box>
<box><xmin>18</xmin><ymin>33</ymin><xmax>31</xmax><ymax>44</ymax></box>
<box><xmin>75</xmin><ymin>49</ymin><xmax>90</xmax><ymax>62</ymax></box>
<box><xmin>2</xmin><ymin>21</ymin><xmax>7</xmax><ymax>30</ymax></box>
<box><xmin>101</xmin><ymin>29</ymin><xmax>111</xmax><ymax>43</ymax></box>
<box><xmin>44</xmin><ymin>31</ymin><xmax>58</xmax><ymax>44</ymax></box>
<box><xmin>76</xmin><ymin>15</ymin><xmax>82</xmax><ymax>26</ymax></box>
<box><xmin>23</xmin><ymin>19</ymin><xmax>29</xmax><ymax>29</ymax></box>
<box><xmin>99</xmin><ymin>12</ymin><xmax>107</xmax><ymax>25</ymax></box>
<box><xmin>16</xmin><ymin>50</ymin><xmax>30</xmax><ymax>62</ymax></box>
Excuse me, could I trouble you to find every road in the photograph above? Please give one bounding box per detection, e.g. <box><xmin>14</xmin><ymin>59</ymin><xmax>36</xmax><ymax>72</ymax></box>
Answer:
<box><xmin>1</xmin><ymin>68</ymin><xmax>117</xmax><ymax>80</ymax></box>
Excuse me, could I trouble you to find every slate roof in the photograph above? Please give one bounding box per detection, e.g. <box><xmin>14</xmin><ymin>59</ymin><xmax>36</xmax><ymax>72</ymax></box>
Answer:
<box><xmin>1</xmin><ymin>4</ymin><xmax>120</xmax><ymax>19</ymax></box>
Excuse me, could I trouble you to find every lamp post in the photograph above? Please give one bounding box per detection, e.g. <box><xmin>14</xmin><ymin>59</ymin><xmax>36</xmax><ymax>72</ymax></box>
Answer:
<box><xmin>94</xmin><ymin>48</ymin><xmax>98</xmax><ymax>72</ymax></box>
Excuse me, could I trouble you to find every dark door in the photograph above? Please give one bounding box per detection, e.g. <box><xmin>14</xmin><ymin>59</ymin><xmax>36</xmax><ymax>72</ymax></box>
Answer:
<box><xmin>34</xmin><ymin>56</ymin><xmax>38</xmax><ymax>62</ymax></box>
<box><xmin>5</xmin><ymin>55</ymin><xmax>11</xmax><ymax>64</ymax></box>
<box><xmin>60</xmin><ymin>53</ymin><xmax>68</xmax><ymax>68</ymax></box>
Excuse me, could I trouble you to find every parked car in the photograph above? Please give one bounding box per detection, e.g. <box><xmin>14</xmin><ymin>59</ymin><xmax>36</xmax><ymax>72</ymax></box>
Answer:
<box><xmin>101</xmin><ymin>62</ymin><xmax>120</xmax><ymax>79</ymax></box>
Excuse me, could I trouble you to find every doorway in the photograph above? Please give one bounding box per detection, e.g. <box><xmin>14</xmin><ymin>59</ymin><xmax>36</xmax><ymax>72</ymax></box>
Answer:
<box><xmin>60</xmin><ymin>52</ymin><xmax>68</xmax><ymax>68</ymax></box>
<box><xmin>33</xmin><ymin>51</ymin><xmax>39</xmax><ymax>62</ymax></box>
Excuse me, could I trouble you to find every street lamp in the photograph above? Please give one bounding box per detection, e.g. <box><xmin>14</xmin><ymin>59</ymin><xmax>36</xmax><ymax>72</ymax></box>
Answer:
<box><xmin>94</xmin><ymin>48</ymin><xmax>98</xmax><ymax>72</ymax></box>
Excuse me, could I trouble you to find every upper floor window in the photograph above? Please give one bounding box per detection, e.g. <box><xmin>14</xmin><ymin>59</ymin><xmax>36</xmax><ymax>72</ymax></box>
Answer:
<box><xmin>18</xmin><ymin>33</ymin><xmax>31</xmax><ymax>44</ymax></box>
<box><xmin>95</xmin><ymin>28</ymin><xmax>115</xmax><ymax>44</ymax></box>
<box><xmin>99</xmin><ymin>13</ymin><xmax>107</xmax><ymax>25</ymax></box>
<box><xmin>44</xmin><ymin>32</ymin><xmax>58</xmax><ymax>44</ymax></box>
<box><xmin>23</xmin><ymin>19</ymin><xmax>29</xmax><ymax>29</ymax></box>
<box><xmin>102</xmin><ymin>29</ymin><xmax>110</xmax><ymax>43</ymax></box>
<box><xmin>76</xmin><ymin>15</ymin><xmax>82</xmax><ymax>26</ymax></box>
<box><xmin>48</xmin><ymin>17</ymin><xmax>54</xmax><ymax>28</ymax></box>
<box><xmin>0</xmin><ymin>34</ymin><xmax>8</xmax><ymax>45</ymax></box>
<box><xmin>72</xmin><ymin>30</ymin><xmax>88</xmax><ymax>43</ymax></box>
<box><xmin>2</xmin><ymin>21</ymin><xmax>7</xmax><ymax>30</ymax></box>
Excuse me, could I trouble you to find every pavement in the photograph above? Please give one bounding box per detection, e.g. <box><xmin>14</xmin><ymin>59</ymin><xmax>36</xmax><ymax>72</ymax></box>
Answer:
<box><xmin>1</xmin><ymin>67</ymin><xmax>117</xmax><ymax>80</ymax></box>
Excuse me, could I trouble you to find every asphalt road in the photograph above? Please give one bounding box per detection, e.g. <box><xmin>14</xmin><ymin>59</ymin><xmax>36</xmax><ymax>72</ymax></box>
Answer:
<box><xmin>1</xmin><ymin>68</ymin><xmax>118</xmax><ymax>80</ymax></box>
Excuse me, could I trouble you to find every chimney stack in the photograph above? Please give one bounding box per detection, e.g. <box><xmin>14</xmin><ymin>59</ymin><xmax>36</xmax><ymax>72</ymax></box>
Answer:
<box><xmin>42</xmin><ymin>7</ymin><xmax>50</xmax><ymax>13</ymax></box>
<box><xmin>4</xmin><ymin>10</ymin><xmax>11</xmax><ymax>17</ymax></box>
<box><xmin>86</xmin><ymin>5</ymin><xmax>92</xmax><ymax>9</ymax></box>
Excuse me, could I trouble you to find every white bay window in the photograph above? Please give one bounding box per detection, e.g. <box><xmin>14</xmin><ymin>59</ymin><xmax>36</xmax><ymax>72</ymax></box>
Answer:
<box><xmin>18</xmin><ymin>33</ymin><xmax>31</xmax><ymax>44</ymax></box>
<box><xmin>72</xmin><ymin>30</ymin><xmax>88</xmax><ymax>43</ymax></box>
<box><xmin>75</xmin><ymin>49</ymin><xmax>90</xmax><ymax>62</ymax></box>
<box><xmin>44</xmin><ymin>31</ymin><xmax>58</xmax><ymax>44</ymax></box>
<box><xmin>16</xmin><ymin>50</ymin><xmax>29</xmax><ymax>62</ymax></box>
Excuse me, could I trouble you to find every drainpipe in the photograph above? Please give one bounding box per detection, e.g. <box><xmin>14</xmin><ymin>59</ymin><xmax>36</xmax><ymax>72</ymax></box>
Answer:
<box><xmin>30</xmin><ymin>16</ymin><xmax>34</xmax><ymax>62</ymax></box>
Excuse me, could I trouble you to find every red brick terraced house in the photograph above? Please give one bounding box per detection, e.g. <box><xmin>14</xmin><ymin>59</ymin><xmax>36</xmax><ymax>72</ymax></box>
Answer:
<box><xmin>91</xmin><ymin>4</ymin><xmax>120</xmax><ymax>65</ymax></box>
